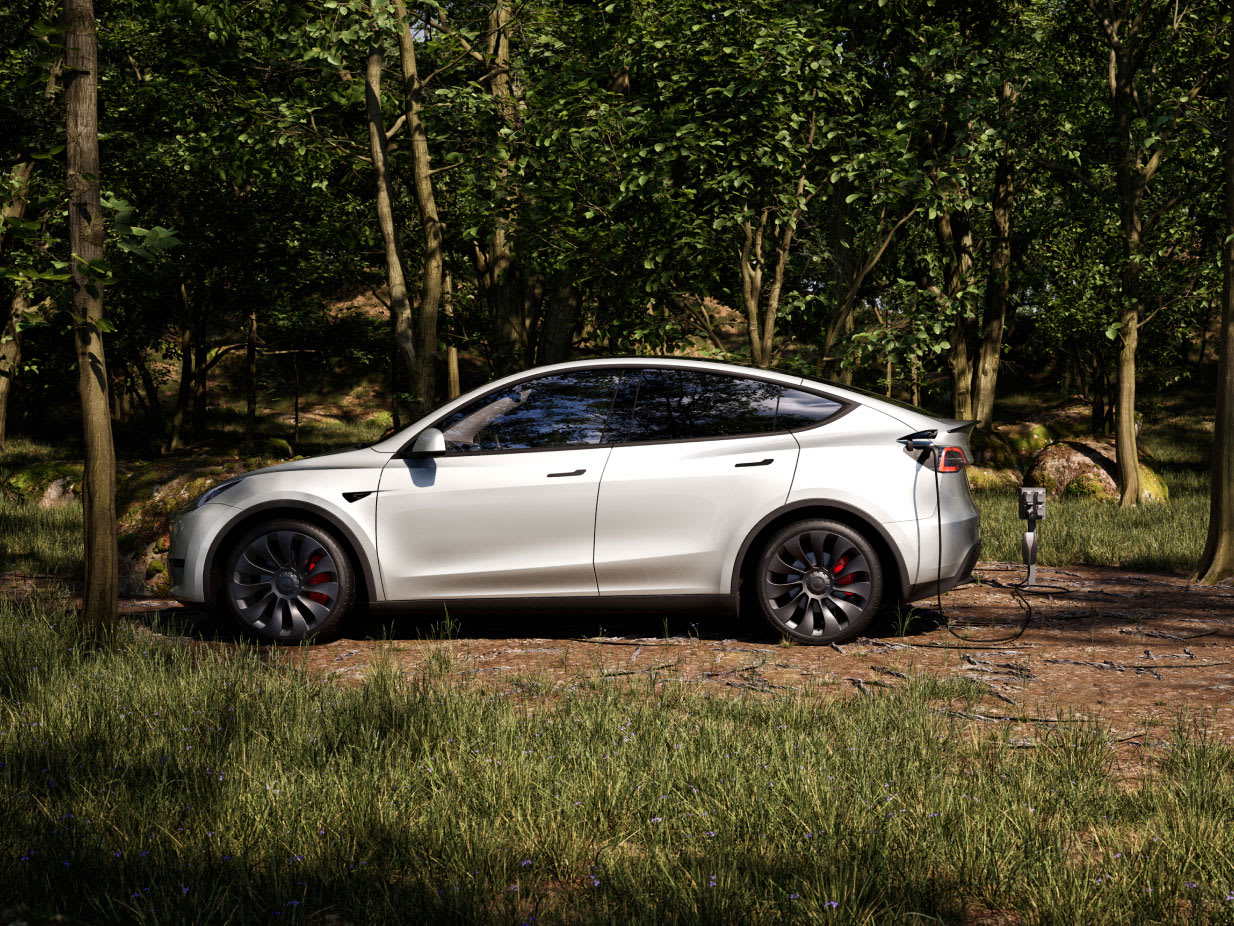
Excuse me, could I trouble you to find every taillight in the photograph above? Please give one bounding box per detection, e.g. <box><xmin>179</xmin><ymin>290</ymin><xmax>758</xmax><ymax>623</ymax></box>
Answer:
<box><xmin>904</xmin><ymin>444</ymin><xmax>968</xmax><ymax>471</ymax></box>
<box><xmin>937</xmin><ymin>447</ymin><xmax>967</xmax><ymax>472</ymax></box>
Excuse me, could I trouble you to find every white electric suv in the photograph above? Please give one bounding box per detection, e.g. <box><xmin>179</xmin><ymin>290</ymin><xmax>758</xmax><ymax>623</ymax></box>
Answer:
<box><xmin>168</xmin><ymin>358</ymin><xmax>980</xmax><ymax>644</ymax></box>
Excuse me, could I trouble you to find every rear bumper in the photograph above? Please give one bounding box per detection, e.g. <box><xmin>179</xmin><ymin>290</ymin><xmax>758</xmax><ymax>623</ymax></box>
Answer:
<box><xmin>904</xmin><ymin>537</ymin><xmax>981</xmax><ymax>602</ymax></box>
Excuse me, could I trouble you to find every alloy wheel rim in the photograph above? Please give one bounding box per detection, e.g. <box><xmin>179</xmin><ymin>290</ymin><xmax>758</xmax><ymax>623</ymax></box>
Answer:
<box><xmin>763</xmin><ymin>529</ymin><xmax>872</xmax><ymax>637</ymax></box>
<box><xmin>230</xmin><ymin>530</ymin><xmax>339</xmax><ymax>637</ymax></box>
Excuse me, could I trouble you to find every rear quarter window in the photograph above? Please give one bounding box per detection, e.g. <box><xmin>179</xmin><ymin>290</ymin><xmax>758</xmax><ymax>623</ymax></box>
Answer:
<box><xmin>775</xmin><ymin>389</ymin><xmax>843</xmax><ymax>430</ymax></box>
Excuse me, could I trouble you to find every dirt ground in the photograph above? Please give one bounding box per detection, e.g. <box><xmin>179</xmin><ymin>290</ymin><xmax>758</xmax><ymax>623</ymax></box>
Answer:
<box><xmin>57</xmin><ymin>561</ymin><xmax>1228</xmax><ymax>744</ymax></box>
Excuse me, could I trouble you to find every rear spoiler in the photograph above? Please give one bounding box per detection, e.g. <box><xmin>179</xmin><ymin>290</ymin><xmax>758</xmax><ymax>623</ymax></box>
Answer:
<box><xmin>942</xmin><ymin>419</ymin><xmax>977</xmax><ymax>435</ymax></box>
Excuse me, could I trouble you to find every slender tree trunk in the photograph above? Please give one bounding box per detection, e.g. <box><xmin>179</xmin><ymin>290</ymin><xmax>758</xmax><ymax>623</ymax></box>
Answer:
<box><xmin>244</xmin><ymin>307</ymin><xmax>257</xmax><ymax>451</ymax></box>
<box><xmin>364</xmin><ymin>45</ymin><xmax>415</xmax><ymax>418</ymax></box>
<box><xmin>937</xmin><ymin>209</ymin><xmax>975</xmax><ymax>419</ymax></box>
<box><xmin>0</xmin><ymin>162</ymin><xmax>35</xmax><ymax>261</ymax></box>
<box><xmin>135</xmin><ymin>348</ymin><xmax>163</xmax><ymax>438</ymax></box>
<box><xmin>392</xmin><ymin>0</ymin><xmax>443</xmax><ymax>397</ymax></box>
<box><xmin>538</xmin><ymin>277</ymin><xmax>579</xmax><ymax>366</ymax></box>
<box><xmin>1091</xmin><ymin>361</ymin><xmax>1107</xmax><ymax>435</ymax></box>
<box><xmin>0</xmin><ymin>292</ymin><xmax>26</xmax><ymax>449</ymax></box>
<box><xmin>0</xmin><ymin>163</ymin><xmax>35</xmax><ymax>450</ymax></box>
<box><xmin>1197</xmin><ymin>49</ymin><xmax>1234</xmax><ymax>583</ymax></box>
<box><xmin>971</xmin><ymin>119</ymin><xmax>1015</xmax><ymax>428</ymax></box>
<box><xmin>168</xmin><ymin>283</ymin><xmax>193</xmax><ymax>451</ymax></box>
<box><xmin>470</xmin><ymin>0</ymin><xmax>528</xmax><ymax>376</ymax></box>
<box><xmin>191</xmin><ymin>324</ymin><xmax>207</xmax><ymax>441</ymax></box>
<box><xmin>293</xmin><ymin>349</ymin><xmax>301</xmax><ymax>445</ymax></box>
<box><xmin>1114</xmin><ymin>63</ymin><xmax>1144</xmax><ymax>506</ymax></box>
<box><xmin>444</xmin><ymin>270</ymin><xmax>460</xmax><ymax>399</ymax></box>
<box><xmin>66</xmin><ymin>0</ymin><xmax>117</xmax><ymax>633</ymax></box>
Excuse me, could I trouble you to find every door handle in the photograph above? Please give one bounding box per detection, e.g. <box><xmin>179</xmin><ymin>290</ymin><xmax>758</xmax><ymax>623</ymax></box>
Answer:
<box><xmin>548</xmin><ymin>468</ymin><xmax>587</xmax><ymax>477</ymax></box>
<box><xmin>735</xmin><ymin>458</ymin><xmax>774</xmax><ymax>468</ymax></box>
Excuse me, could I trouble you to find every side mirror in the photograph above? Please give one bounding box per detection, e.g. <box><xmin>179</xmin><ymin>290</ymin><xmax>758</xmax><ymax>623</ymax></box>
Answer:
<box><xmin>408</xmin><ymin>427</ymin><xmax>446</xmax><ymax>457</ymax></box>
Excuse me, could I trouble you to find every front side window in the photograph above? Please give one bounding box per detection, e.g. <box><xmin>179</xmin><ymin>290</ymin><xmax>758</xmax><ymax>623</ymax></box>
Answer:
<box><xmin>436</xmin><ymin>370</ymin><xmax>621</xmax><ymax>452</ymax></box>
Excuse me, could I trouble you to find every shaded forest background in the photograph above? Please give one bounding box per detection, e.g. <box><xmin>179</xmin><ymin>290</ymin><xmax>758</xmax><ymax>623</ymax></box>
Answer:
<box><xmin>1</xmin><ymin>0</ymin><xmax>1231</xmax><ymax>501</ymax></box>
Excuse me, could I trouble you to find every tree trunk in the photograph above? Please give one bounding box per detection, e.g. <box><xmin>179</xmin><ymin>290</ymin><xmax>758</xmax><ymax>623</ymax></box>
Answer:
<box><xmin>1113</xmin><ymin>43</ymin><xmax>1144</xmax><ymax>507</ymax></box>
<box><xmin>1090</xmin><ymin>362</ymin><xmax>1106</xmax><ymax>435</ymax></box>
<box><xmin>971</xmin><ymin>127</ymin><xmax>1015</xmax><ymax>428</ymax></box>
<box><xmin>244</xmin><ymin>306</ymin><xmax>257</xmax><ymax>451</ymax></box>
<box><xmin>135</xmin><ymin>348</ymin><xmax>163</xmax><ymax>438</ymax></box>
<box><xmin>0</xmin><ymin>292</ymin><xmax>25</xmax><ymax>449</ymax></box>
<box><xmin>364</xmin><ymin>45</ymin><xmax>415</xmax><ymax>418</ymax></box>
<box><xmin>1197</xmin><ymin>49</ymin><xmax>1234</xmax><ymax>583</ymax></box>
<box><xmin>0</xmin><ymin>162</ymin><xmax>35</xmax><ymax>262</ymax></box>
<box><xmin>444</xmin><ymin>270</ymin><xmax>460</xmax><ymax>399</ymax></box>
<box><xmin>538</xmin><ymin>277</ymin><xmax>579</xmax><ymax>365</ymax></box>
<box><xmin>191</xmin><ymin>321</ymin><xmax>207</xmax><ymax>441</ymax></box>
<box><xmin>293</xmin><ymin>349</ymin><xmax>301</xmax><ymax>444</ymax></box>
<box><xmin>473</xmin><ymin>0</ymin><xmax>527</xmax><ymax>376</ymax></box>
<box><xmin>936</xmin><ymin>209</ymin><xmax>975</xmax><ymax>419</ymax></box>
<box><xmin>168</xmin><ymin>283</ymin><xmax>193</xmax><ymax>451</ymax></box>
<box><xmin>392</xmin><ymin>0</ymin><xmax>443</xmax><ymax>396</ymax></box>
<box><xmin>66</xmin><ymin>0</ymin><xmax>117</xmax><ymax>634</ymax></box>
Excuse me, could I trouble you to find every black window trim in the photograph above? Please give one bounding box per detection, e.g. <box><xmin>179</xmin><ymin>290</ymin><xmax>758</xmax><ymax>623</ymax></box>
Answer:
<box><xmin>394</xmin><ymin>363</ymin><xmax>857</xmax><ymax>458</ymax></box>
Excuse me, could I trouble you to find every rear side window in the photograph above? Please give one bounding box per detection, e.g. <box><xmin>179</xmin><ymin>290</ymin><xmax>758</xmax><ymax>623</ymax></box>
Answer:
<box><xmin>775</xmin><ymin>388</ymin><xmax>843</xmax><ymax>430</ymax></box>
<box><xmin>435</xmin><ymin>370</ymin><xmax>621</xmax><ymax>452</ymax></box>
<box><xmin>606</xmin><ymin>371</ymin><xmax>845</xmax><ymax>443</ymax></box>
<box><xmin>618</xmin><ymin>369</ymin><xmax>782</xmax><ymax>442</ymax></box>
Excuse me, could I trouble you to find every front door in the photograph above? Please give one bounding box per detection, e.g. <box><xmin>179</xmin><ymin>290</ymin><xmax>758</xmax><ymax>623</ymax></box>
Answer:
<box><xmin>376</xmin><ymin>370</ymin><xmax>623</xmax><ymax>601</ymax></box>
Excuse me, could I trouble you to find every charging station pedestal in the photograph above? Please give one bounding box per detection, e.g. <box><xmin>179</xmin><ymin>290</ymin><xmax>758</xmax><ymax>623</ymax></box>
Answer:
<box><xmin>1018</xmin><ymin>487</ymin><xmax>1046</xmax><ymax>586</ymax></box>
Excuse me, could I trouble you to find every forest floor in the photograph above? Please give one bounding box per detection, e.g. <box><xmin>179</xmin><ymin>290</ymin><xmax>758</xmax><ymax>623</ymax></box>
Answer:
<box><xmin>21</xmin><ymin>558</ymin><xmax>1226</xmax><ymax>747</ymax></box>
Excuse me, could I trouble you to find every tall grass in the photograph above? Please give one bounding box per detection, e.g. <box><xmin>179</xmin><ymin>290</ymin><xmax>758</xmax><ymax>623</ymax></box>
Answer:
<box><xmin>2</xmin><ymin>598</ymin><xmax>1234</xmax><ymax>924</ymax></box>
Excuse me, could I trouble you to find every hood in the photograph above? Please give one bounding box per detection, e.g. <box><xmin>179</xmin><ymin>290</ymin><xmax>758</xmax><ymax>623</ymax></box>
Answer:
<box><xmin>249</xmin><ymin>445</ymin><xmax>389</xmax><ymax>475</ymax></box>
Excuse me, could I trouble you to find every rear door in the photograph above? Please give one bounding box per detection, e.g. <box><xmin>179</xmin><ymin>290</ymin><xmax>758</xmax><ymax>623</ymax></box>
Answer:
<box><xmin>376</xmin><ymin>369</ymin><xmax>622</xmax><ymax>600</ymax></box>
<box><xmin>593</xmin><ymin>368</ymin><xmax>801</xmax><ymax>596</ymax></box>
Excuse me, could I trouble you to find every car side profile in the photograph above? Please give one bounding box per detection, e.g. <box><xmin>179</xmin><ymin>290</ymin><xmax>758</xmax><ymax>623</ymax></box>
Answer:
<box><xmin>168</xmin><ymin>358</ymin><xmax>980</xmax><ymax>644</ymax></box>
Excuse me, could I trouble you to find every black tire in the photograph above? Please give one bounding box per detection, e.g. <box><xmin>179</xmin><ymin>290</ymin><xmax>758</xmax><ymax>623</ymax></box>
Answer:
<box><xmin>755</xmin><ymin>518</ymin><xmax>883</xmax><ymax>645</ymax></box>
<box><xmin>221</xmin><ymin>518</ymin><xmax>356</xmax><ymax>643</ymax></box>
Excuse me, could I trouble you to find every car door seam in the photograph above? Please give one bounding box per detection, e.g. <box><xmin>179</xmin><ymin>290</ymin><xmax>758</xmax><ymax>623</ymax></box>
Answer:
<box><xmin>591</xmin><ymin>446</ymin><xmax>615</xmax><ymax>594</ymax></box>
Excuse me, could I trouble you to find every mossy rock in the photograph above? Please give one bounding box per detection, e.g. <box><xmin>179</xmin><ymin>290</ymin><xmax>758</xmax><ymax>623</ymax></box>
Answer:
<box><xmin>263</xmin><ymin>437</ymin><xmax>294</xmax><ymax>458</ymax></box>
<box><xmin>966</xmin><ymin>466</ymin><xmax>1022</xmax><ymax>490</ymax></box>
<box><xmin>1027</xmin><ymin>437</ymin><xmax>1167</xmax><ymax>503</ymax></box>
<box><xmin>1064</xmin><ymin>471</ymin><xmax>1116</xmax><ymax>500</ymax></box>
<box><xmin>1</xmin><ymin>461</ymin><xmax>84</xmax><ymax>502</ymax></box>
<box><xmin>1138</xmin><ymin>462</ymin><xmax>1169</xmax><ymax>502</ymax></box>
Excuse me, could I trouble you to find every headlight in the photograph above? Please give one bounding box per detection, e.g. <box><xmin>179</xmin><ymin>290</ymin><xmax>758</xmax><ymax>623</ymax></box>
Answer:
<box><xmin>193</xmin><ymin>477</ymin><xmax>243</xmax><ymax>509</ymax></box>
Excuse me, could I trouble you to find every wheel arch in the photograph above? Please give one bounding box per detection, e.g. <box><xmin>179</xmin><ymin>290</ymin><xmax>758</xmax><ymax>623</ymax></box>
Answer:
<box><xmin>203</xmin><ymin>501</ymin><xmax>379</xmax><ymax>609</ymax></box>
<box><xmin>731</xmin><ymin>500</ymin><xmax>908</xmax><ymax>606</ymax></box>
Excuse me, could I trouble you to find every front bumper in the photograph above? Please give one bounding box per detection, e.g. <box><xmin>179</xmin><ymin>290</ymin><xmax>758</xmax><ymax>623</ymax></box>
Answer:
<box><xmin>167</xmin><ymin>502</ymin><xmax>238</xmax><ymax>604</ymax></box>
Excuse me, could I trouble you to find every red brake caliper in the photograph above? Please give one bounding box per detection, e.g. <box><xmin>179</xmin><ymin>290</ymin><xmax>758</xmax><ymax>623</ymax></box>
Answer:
<box><xmin>832</xmin><ymin>555</ymin><xmax>854</xmax><ymax>586</ymax></box>
<box><xmin>305</xmin><ymin>554</ymin><xmax>331</xmax><ymax>603</ymax></box>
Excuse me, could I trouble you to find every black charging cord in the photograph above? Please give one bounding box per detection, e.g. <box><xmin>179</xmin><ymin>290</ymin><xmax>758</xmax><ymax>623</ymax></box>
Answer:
<box><xmin>928</xmin><ymin>457</ymin><xmax>1068</xmax><ymax>646</ymax></box>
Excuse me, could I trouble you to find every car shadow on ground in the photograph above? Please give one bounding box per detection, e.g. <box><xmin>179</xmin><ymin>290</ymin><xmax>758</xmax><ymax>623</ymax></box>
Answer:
<box><xmin>140</xmin><ymin>598</ymin><xmax>945</xmax><ymax>648</ymax></box>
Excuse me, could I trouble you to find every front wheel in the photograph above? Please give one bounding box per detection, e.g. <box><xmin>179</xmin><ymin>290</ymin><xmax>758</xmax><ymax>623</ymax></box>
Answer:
<box><xmin>755</xmin><ymin>519</ymin><xmax>883</xmax><ymax>645</ymax></box>
<box><xmin>222</xmin><ymin>519</ymin><xmax>356</xmax><ymax>643</ymax></box>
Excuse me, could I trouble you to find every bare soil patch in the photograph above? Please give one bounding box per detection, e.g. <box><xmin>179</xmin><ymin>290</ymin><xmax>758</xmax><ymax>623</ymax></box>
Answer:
<box><xmin>15</xmin><ymin>562</ymin><xmax>1234</xmax><ymax>739</ymax></box>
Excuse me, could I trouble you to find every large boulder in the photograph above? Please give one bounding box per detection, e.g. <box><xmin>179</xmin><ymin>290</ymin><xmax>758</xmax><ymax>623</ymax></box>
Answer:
<box><xmin>1025</xmin><ymin>437</ymin><xmax>1167</xmax><ymax>502</ymax></box>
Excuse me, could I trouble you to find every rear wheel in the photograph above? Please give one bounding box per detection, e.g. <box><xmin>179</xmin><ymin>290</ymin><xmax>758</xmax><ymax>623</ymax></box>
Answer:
<box><xmin>222</xmin><ymin>518</ymin><xmax>355</xmax><ymax>642</ymax></box>
<box><xmin>755</xmin><ymin>519</ymin><xmax>882</xmax><ymax>644</ymax></box>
